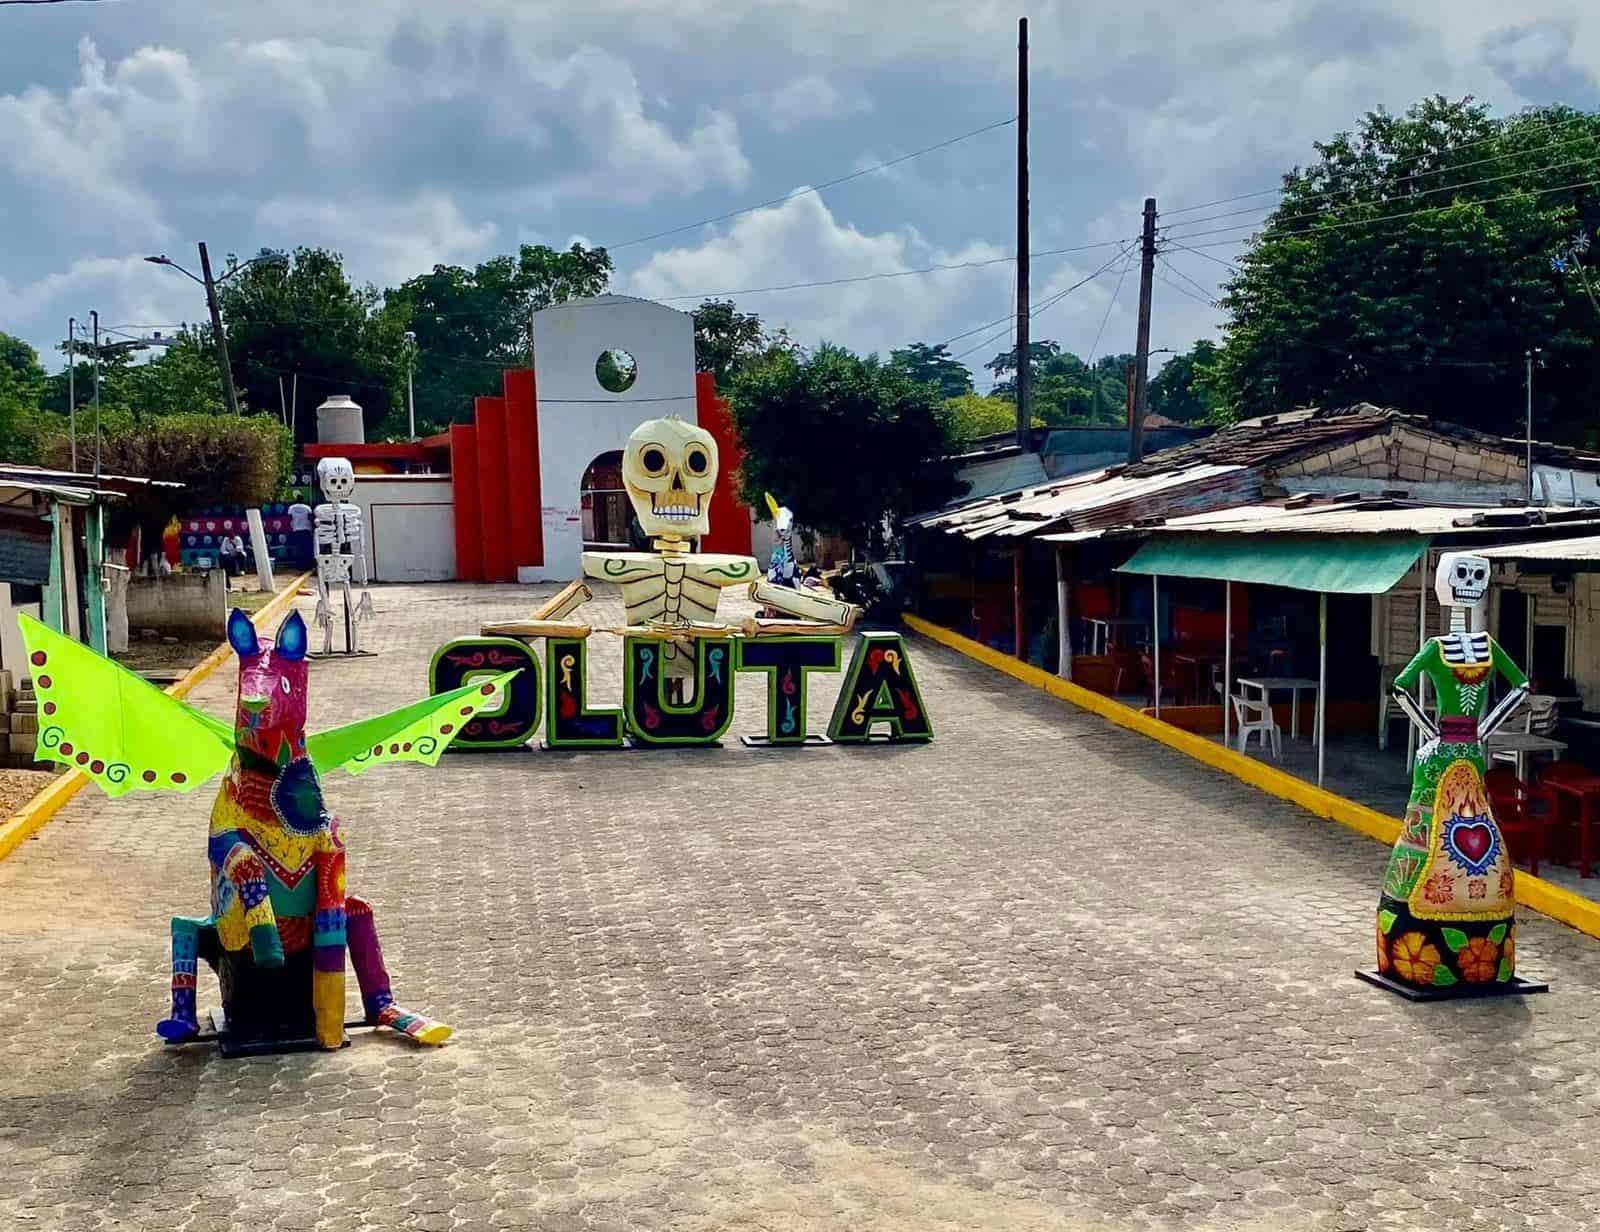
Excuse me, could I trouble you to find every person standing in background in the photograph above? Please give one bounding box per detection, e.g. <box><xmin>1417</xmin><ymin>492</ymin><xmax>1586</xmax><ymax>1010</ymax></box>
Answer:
<box><xmin>288</xmin><ymin>499</ymin><xmax>314</xmax><ymax>568</ymax></box>
<box><xmin>218</xmin><ymin>534</ymin><xmax>239</xmax><ymax>586</ymax></box>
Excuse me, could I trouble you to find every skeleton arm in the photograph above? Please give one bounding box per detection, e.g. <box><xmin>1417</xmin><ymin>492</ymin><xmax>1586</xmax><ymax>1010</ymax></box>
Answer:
<box><xmin>1388</xmin><ymin>685</ymin><xmax>1439</xmax><ymax>745</ymax></box>
<box><xmin>1479</xmin><ymin>684</ymin><xmax>1530</xmax><ymax>743</ymax></box>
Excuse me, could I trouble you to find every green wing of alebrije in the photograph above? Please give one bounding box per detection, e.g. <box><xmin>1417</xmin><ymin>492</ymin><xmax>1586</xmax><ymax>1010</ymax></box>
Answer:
<box><xmin>17</xmin><ymin>613</ymin><xmax>235</xmax><ymax>798</ymax></box>
<box><xmin>307</xmin><ymin>671</ymin><xmax>520</xmax><ymax>776</ymax></box>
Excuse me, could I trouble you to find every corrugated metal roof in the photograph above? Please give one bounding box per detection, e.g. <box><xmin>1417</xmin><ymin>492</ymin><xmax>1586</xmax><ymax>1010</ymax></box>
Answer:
<box><xmin>1477</xmin><ymin>535</ymin><xmax>1600</xmax><ymax>563</ymax></box>
<box><xmin>921</xmin><ymin>463</ymin><xmax>1252</xmax><ymax>541</ymax></box>
<box><xmin>1138</xmin><ymin>503</ymin><xmax>1600</xmax><ymax>537</ymax></box>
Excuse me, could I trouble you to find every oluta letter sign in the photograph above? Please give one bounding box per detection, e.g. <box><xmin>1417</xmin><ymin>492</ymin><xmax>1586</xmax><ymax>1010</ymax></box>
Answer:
<box><xmin>427</xmin><ymin>632</ymin><xmax>931</xmax><ymax>750</ymax></box>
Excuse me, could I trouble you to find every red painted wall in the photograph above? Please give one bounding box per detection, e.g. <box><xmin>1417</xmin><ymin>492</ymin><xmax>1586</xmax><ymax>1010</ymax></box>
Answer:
<box><xmin>474</xmin><ymin>396</ymin><xmax>513</xmax><ymax>582</ymax></box>
<box><xmin>503</xmin><ymin>368</ymin><xmax>542</xmax><ymax>570</ymax></box>
<box><xmin>696</xmin><ymin>372</ymin><xmax>754</xmax><ymax>556</ymax></box>
<box><xmin>450</xmin><ymin>423</ymin><xmax>483</xmax><ymax>581</ymax></box>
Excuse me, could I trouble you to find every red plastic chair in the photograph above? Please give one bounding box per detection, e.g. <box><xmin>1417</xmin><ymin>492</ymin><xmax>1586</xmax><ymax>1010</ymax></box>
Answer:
<box><xmin>1485</xmin><ymin>766</ymin><xmax>1554</xmax><ymax>875</ymax></box>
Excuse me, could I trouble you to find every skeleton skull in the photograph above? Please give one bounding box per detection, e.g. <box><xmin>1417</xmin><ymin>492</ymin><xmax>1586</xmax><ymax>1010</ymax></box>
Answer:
<box><xmin>1436</xmin><ymin>552</ymin><xmax>1491</xmax><ymax>609</ymax></box>
<box><xmin>622</xmin><ymin>418</ymin><xmax>717</xmax><ymax>540</ymax></box>
<box><xmin>316</xmin><ymin>457</ymin><xmax>356</xmax><ymax>503</ymax></box>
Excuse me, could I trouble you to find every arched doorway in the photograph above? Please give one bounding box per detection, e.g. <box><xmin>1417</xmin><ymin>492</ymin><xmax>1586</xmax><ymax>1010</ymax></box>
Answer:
<box><xmin>580</xmin><ymin>451</ymin><xmax>636</xmax><ymax>552</ymax></box>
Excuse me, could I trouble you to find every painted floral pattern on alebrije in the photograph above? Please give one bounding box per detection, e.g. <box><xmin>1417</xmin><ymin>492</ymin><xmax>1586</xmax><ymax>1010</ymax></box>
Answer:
<box><xmin>1376</xmin><ymin>923</ymin><xmax>1392</xmax><ymax>974</ymax></box>
<box><xmin>1391</xmin><ymin>933</ymin><xmax>1442</xmax><ymax>985</ymax></box>
<box><xmin>1459</xmin><ymin>936</ymin><xmax>1500</xmax><ymax>982</ymax></box>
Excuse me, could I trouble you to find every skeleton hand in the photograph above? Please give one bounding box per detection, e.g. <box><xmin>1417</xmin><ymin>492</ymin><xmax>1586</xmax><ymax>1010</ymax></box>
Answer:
<box><xmin>355</xmin><ymin>590</ymin><xmax>374</xmax><ymax>621</ymax></box>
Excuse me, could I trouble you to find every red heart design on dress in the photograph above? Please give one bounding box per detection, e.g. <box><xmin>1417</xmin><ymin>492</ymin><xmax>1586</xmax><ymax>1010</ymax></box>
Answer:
<box><xmin>1454</xmin><ymin>822</ymin><xmax>1492</xmax><ymax>863</ymax></box>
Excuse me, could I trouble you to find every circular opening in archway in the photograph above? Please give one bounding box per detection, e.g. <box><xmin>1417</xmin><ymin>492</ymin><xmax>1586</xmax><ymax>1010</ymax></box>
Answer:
<box><xmin>596</xmin><ymin>349</ymin><xmax>637</xmax><ymax>393</ymax></box>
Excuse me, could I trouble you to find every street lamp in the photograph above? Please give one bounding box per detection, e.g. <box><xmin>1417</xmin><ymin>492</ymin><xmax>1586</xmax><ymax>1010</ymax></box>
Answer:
<box><xmin>144</xmin><ymin>245</ymin><xmax>259</xmax><ymax>414</ymax></box>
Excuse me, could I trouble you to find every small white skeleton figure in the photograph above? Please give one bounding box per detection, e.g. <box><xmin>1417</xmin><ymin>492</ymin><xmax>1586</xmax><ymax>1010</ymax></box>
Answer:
<box><xmin>1389</xmin><ymin>552</ymin><xmax>1527</xmax><ymax>755</ymax></box>
<box><xmin>313</xmin><ymin>457</ymin><xmax>374</xmax><ymax>655</ymax></box>
<box><xmin>581</xmin><ymin>419</ymin><xmax>757</xmax><ymax>696</ymax></box>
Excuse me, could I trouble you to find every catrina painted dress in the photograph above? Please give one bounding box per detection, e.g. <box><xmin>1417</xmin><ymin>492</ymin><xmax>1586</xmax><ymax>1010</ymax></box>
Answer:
<box><xmin>1377</xmin><ymin>633</ymin><xmax>1527</xmax><ymax>990</ymax></box>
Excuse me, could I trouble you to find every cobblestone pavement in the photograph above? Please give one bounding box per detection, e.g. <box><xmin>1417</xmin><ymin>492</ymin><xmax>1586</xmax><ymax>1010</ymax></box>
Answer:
<box><xmin>5</xmin><ymin>583</ymin><xmax>1600</xmax><ymax>1232</ymax></box>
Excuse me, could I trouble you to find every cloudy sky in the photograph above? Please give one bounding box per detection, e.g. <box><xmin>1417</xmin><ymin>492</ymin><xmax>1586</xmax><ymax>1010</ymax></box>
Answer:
<box><xmin>3</xmin><ymin>0</ymin><xmax>1597</xmax><ymax>391</ymax></box>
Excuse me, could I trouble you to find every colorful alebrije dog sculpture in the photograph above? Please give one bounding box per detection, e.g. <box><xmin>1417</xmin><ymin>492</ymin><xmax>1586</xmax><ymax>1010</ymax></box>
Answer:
<box><xmin>18</xmin><ymin>608</ymin><xmax>515</xmax><ymax>1050</ymax></box>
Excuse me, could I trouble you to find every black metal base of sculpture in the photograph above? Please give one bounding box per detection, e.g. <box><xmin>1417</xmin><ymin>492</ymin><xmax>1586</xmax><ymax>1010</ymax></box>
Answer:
<box><xmin>182</xmin><ymin>924</ymin><xmax>357</xmax><ymax>1058</ymax></box>
<box><xmin>740</xmin><ymin>734</ymin><xmax>833</xmax><ymax>748</ymax></box>
<box><xmin>1354</xmin><ymin>968</ymin><xmax>1550</xmax><ymax>1001</ymax></box>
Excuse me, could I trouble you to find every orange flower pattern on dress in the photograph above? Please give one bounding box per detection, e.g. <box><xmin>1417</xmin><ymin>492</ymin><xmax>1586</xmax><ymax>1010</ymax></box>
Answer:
<box><xmin>1459</xmin><ymin>936</ymin><xmax>1499</xmax><ymax>982</ymax></box>
<box><xmin>1422</xmin><ymin>872</ymin><xmax>1455</xmax><ymax>905</ymax></box>
<box><xmin>1376</xmin><ymin>922</ymin><xmax>1392</xmax><ymax>973</ymax></box>
<box><xmin>1468</xmin><ymin>879</ymin><xmax>1486</xmax><ymax>900</ymax></box>
<box><xmin>1391</xmin><ymin>932</ymin><xmax>1441</xmax><ymax>985</ymax></box>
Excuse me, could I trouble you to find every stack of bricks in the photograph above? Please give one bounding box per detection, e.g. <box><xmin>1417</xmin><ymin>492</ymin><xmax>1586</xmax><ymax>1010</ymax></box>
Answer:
<box><xmin>0</xmin><ymin>670</ymin><xmax>42</xmax><ymax>769</ymax></box>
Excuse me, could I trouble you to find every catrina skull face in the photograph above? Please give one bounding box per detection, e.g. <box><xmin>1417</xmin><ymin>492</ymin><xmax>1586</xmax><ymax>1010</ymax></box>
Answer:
<box><xmin>317</xmin><ymin>457</ymin><xmax>356</xmax><ymax>502</ymax></box>
<box><xmin>622</xmin><ymin>418</ymin><xmax>717</xmax><ymax>539</ymax></box>
<box><xmin>1436</xmin><ymin>552</ymin><xmax>1491</xmax><ymax>610</ymax></box>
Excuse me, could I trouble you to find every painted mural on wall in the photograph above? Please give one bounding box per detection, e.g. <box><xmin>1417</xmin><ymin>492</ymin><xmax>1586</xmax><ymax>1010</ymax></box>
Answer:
<box><xmin>1365</xmin><ymin>552</ymin><xmax>1544</xmax><ymax>999</ymax></box>
<box><xmin>17</xmin><ymin>608</ymin><xmax>514</xmax><ymax>1054</ymax></box>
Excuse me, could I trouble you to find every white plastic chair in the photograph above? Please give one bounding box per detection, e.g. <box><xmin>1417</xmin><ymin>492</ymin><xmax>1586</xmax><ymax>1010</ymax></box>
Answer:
<box><xmin>1231</xmin><ymin>693</ymin><xmax>1282</xmax><ymax>761</ymax></box>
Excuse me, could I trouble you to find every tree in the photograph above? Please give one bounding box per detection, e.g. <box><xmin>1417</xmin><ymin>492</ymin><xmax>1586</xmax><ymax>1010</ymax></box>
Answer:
<box><xmin>730</xmin><ymin>345</ymin><xmax>966</xmax><ymax>551</ymax></box>
<box><xmin>889</xmin><ymin>342</ymin><xmax>974</xmax><ymax>399</ymax></box>
<box><xmin>1148</xmin><ymin>340</ymin><xmax>1221</xmax><ymax>423</ymax></box>
<box><xmin>0</xmin><ymin>332</ymin><xmax>50</xmax><ymax>462</ymax></box>
<box><xmin>383</xmin><ymin>243</ymin><xmax>613</xmax><ymax>433</ymax></box>
<box><xmin>1206</xmin><ymin>97</ymin><xmax>1600</xmax><ymax>439</ymax></box>
<box><xmin>693</xmin><ymin>299</ymin><xmax>795</xmax><ymax>389</ymax></box>
<box><xmin>946</xmin><ymin>392</ymin><xmax>1040</xmax><ymax>444</ymax></box>
<box><xmin>41</xmin><ymin>413</ymin><xmax>291</xmax><ymax>545</ymax></box>
<box><xmin>985</xmin><ymin>340</ymin><xmax>1061</xmax><ymax>397</ymax></box>
<box><xmin>218</xmin><ymin>246</ymin><xmax>403</xmax><ymax>442</ymax></box>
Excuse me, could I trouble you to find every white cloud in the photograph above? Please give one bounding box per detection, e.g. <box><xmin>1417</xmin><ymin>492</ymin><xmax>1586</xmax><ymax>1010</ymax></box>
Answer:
<box><xmin>255</xmin><ymin>194</ymin><xmax>498</xmax><ymax>288</ymax></box>
<box><xmin>624</xmin><ymin>193</ymin><xmax>1149</xmax><ymax>384</ymax></box>
<box><xmin>750</xmin><ymin>75</ymin><xmax>873</xmax><ymax>132</ymax></box>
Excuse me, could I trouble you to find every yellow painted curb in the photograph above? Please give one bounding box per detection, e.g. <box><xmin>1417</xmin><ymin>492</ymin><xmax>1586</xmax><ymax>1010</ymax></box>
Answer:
<box><xmin>904</xmin><ymin>612</ymin><xmax>1600</xmax><ymax>942</ymax></box>
<box><xmin>0</xmin><ymin>572</ymin><xmax>311</xmax><ymax>864</ymax></box>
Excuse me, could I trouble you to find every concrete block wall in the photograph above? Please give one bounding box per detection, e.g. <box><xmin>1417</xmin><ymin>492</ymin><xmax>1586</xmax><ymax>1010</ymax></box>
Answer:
<box><xmin>1274</xmin><ymin>425</ymin><xmax>1528</xmax><ymax>493</ymax></box>
<box><xmin>125</xmin><ymin>571</ymin><xmax>228</xmax><ymax>639</ymax></box>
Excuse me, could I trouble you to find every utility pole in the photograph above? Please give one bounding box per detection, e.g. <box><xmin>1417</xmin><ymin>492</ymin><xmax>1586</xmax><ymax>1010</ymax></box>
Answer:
<box><xmin>1128</xmin><ymin>197</ymin><xmax>1157</xmax><ymax>464</ymax></box>
<box><xmin>90</xmin><ymin>311</ymin><xmax>101</xmax><ymax>480</ymax></box>
<box><xmin>67</xmin><ymin>316</ymin><xmax>78</xmax><ymax>472</ymax></box>
<box><xmin>405</xmin><ymin>330</ymin><xmax>418</xmax><ymax>439</ymax></box>
<box><xmin>1014</xmin><ymin>15</ymin><xmax>1031</xmax><ymax>450</ymax></box>
<box><xmin>197</xmin><ymin>242</ymin><xmax>243</xmax><ymax>415</ymax></box>
<box><xmin>1526</xmin><ymin>348</ymin><xmax>1539</xmax><ymax>504</ymax></box>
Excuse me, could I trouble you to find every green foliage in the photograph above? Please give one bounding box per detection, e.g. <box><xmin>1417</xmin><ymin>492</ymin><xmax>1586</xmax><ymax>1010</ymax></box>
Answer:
<box><xmin>985</xmin><ymin>342</ymin><xmax>1137</xmax><ymax>426</ymax></box>
<box><xmin>1207</xmin><ymin>96</ymin><xmax>1600</xmax><ymax>440</ymax></box>
<box><xmin>383</xmin><ymin>243</ymin><xmax>613</xmax><ymax>433</ymax></box>
<box><xmin>1148</xmin><ymin>340</ymin><xmax>1222</xmax><ymax>423</ymax></box>
<box><xmin>985</xmin><ymin>340</ymin><xmax>1061</xmax><ymax>396</ymax></box>
<box><xmin>945</xmin><ymin>392</ymin><xmax>1028</xmax><ymax>443</ymax></box>
<box><xmin>889</xmin><ymin>342</ymin><xmax>974</xmax><ymax>400</ymax></box>
<box><xmin>729</xmin><ymin>345</ymin><xmax>966</xmax><ymax>550</ymax></box>
<box><xmin>694</xmin><ymin>299</ymin><xmax>795</xmax><ymax>389</ymax></box>
<box><xmin>40</xmin><ymin>413</ymin><xmax>292</xmax><ymax>539</ymax></box>
<box><xmin>0</xmin><ymin>332</ymin><xmax>50</xmax><ymax>462</ymax></box>
<box><xmin>218</xmin><ymin>246</ymin><xmax>404</xmax><ymax>441</ymax></box>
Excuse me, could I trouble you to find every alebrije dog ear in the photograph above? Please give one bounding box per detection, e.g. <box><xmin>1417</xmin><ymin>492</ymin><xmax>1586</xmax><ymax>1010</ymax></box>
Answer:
<box><xmin>227</xmin><ymin>609</ymin><xmax>259</xmax><ymax>658</ymax></box>
<box><xmin>275</xmin><ymin>610</ymin><xmax>308</xmax><ymax>662</ymax></box>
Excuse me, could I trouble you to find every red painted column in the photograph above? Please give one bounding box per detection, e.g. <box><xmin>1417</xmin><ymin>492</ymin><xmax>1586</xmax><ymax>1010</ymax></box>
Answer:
<box><xmin>475</xmin><ymin>395</ymin><xmax>513</xmax><ymax>582</ymax></box>
<box><xmin>502</xmin><ymin>368</ymin><xmax>542</xmax><ymax>570</ymax></box>
<box><xmin>450</xmin><ymin>423</ymin><xmax>483</xmax><ymax>581</ymax></box>
<box><xmin>695</xmin><ymin>372</ymin><xmax>754</xmax><ymax>556</ymax></box>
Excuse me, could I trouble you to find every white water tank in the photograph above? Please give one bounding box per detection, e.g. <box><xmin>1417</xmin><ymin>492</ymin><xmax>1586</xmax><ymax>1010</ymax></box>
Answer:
<box><xmin>316</xmin><ymin>394</ymin><xmax>365</xmax><ymax>444</ymax></box>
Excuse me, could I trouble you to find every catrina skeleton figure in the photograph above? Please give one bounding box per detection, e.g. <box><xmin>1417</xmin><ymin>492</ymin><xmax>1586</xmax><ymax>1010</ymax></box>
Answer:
<box><xmin>18</xmin><ymin>608</ymin><xmax>515</xmax><ymax>1049</ymax></box>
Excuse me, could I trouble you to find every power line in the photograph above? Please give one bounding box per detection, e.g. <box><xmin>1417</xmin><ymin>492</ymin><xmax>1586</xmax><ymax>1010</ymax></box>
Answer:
<box><xmin>1165</xmin><ymin>149</ymin><xmax>1600</xmax><ymax>239</ymax></box>
<box><xmin>1158</xmin><ymin>256</ymin><xmax>1217</xmax><ymax>304</ymax></box>
<box><xmin>607</xmin><ymin>115</ymin><xmax>1018</xmax><ymax>251</ymax></box>
<box><xmin>1155</xmin><ymin>269</ymin><xmax>1216</xmax><ymax>308</ymax></box>
<box><xmin>1160</xmin><ymin>238</ymin><xmax>1239</xmax><ymax>272</ymax></box>
<box><xmin>1169</xmin><ymin>174</ymin><xmax>1600</xmax><ymax>249</ymax></box>
<box><xmin>1160</xmin><ymin>109</ymin><xmax>1600</xmax><ymax>218</ymax></box>
<box><xmin>1085</xmin><ymin>249</ymin><xmax>1137</xmax><ymax>369</ymax></box>
<box><xmin>950</xmin><ymin>248</ymin><xmax>1130</xmax><ymax>363</ymax></box>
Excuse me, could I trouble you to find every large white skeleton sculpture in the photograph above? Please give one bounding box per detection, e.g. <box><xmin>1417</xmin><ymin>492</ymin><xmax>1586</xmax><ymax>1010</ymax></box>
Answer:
<box><xmin>580</xmin><ymin>419</ymin><xmax>757</xmax><ymax>691</ymax></box>
<box><xmin>313</xmin><ymin>457</ymin><xmax>374</xmax><ymax>655</ymax></box>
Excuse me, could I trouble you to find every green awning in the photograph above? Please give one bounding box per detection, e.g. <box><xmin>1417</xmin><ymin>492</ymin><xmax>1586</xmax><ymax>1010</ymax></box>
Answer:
<box><xmin>1116</xmin><ymin>533</ymin><xmax>1428</xmax><ymax>594</ymax></box>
